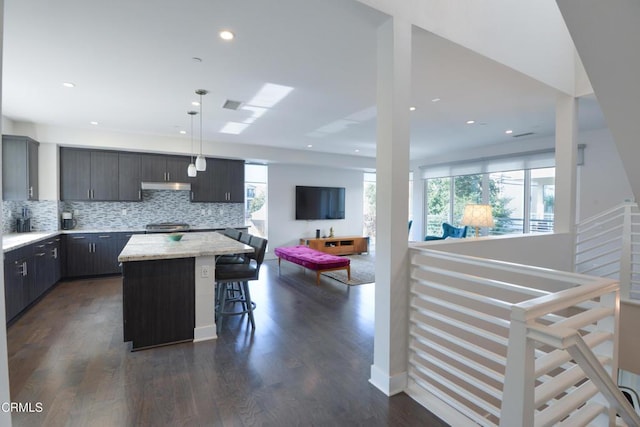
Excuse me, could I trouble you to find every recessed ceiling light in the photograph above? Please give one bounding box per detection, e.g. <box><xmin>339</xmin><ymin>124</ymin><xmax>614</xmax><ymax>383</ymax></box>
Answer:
<box><xmin>90</xmin><ymin>121</ymin><xmax>98</xmax><ymax>125</ymax></box>
<box><xmin>307</xmin><ymin>144</ymin><xmax>313</xmax><ymax>148</ymax></box>
<box><xmin>355</xmin><ymin>149</ymin><xmax>360</xmax><ymax>153</ymax></box>
<box><xmin>62</xmin><ymin>82</ymin><xmax>75</xmax><ymax>88</ymax></box>
<box><xmin>219</xmin><ymin>30</ymin><xmax>235</xmax><ymax>41</ymax></box>
<box><xmin>431</xmin><ymin>98</ymin><xmax>441</xmax><ymax>103</ymax></box>
<box><xmin>466</xmin><ymin>120</ymin><xmax>475</xmax><ymax>124</ymax></box>
<box><xmin>179</xmin><ymin>130</ymin><xmax>187</xmax><ymax>135</ymax></box>
<box><xmin>192</xmin><ymin>101</ymin><xmax>200</xmax><ymax>106</ymax></box>
<box><xmin>505</xmin><ymin>129</ymin><xmax>513</xmax><ymax>134</ymax></box>
<box><xmin>409</xmin><ymin>106</ymin><xmax>416</xmax><ymax>111</ymax></box>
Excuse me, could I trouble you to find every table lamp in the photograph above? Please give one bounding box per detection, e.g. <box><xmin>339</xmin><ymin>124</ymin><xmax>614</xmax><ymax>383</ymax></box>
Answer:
<box><xmin>461</xmin><ymin>204</ymin><xmax>494</xmax><ymax>237</ymax></box>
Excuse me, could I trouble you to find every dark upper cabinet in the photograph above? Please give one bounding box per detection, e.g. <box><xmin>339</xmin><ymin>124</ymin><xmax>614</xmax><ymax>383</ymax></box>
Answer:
<box><xmin>141</xmin><ymin>154</ymin><xmax>191</xmax><ymax>183</ymax></box>
<box><xmin>60</xmin><ymin>148</ymin><xmax>119</xmax><ymax>201</ymax></box>
<box><xmin>90</xmin><ymin>151</ymin><xmax>119</xmax><ymax>200</ymax></box>
<box><xmin>191</xmin><ymin>158</ymin><xmax>244</xmax><ymax>203</ymax></box>
<box><xmin>60</xmin><ymin>148</ymin><xmax>91</xmax><ymax>200</ymax></box>
<box><xmin>118</xmin><ymin>152</ymin><xmax>142</xmax><ymax>201</ymax></box>
<box><xmin>2</xmin><ymin>135</ymin><xmax>39</xmax><ymax>201</ymax></box>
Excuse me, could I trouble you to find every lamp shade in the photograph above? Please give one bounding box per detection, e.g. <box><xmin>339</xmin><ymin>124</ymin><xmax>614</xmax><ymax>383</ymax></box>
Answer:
<box><xmin>187</xmin><ymin>162</ymin><xmax>197</xmax><ymax>177</ymax></box>
<box><xmin>461</xmin><ymin>204</ymin><xmax>494</xmax><ymax>237</ymax></box>
<box><xmin>195</xmin><ymin>155</ymin><xmax>206</xmax><ymax>171</ymax></box>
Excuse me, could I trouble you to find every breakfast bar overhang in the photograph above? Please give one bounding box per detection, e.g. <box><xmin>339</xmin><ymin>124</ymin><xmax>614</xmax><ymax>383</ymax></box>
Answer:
<box><xmin>117</xmin><ymin>231</ymin><xmax>253</xmax><ymax>350</ymax></box>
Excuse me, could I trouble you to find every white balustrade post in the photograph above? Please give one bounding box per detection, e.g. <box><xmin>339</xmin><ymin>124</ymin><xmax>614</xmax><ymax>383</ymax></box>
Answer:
<box><xmin>593</xmin><ymin>289</ymin><xmax>620</xmax><ymax>426</ymax></box>
<box><xmin>500</xmin><ymin>311</ymin><xmax>535</xmax><ymax>427</ymax></box>
<box><xmin>620</xmin><ymin>204</ymin><xmax>632</xmax><ymax>300</ymax></box>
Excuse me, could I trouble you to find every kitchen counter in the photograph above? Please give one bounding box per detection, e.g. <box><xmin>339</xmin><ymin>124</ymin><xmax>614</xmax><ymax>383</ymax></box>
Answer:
<box><xmin>2</xmin><ymin>232</ymin><xmax>60</xmax><ymax>252</ymax></box>
<box><xmin>3</xmin><ymin>226</ymin><xmax>250</xmax><ymax>252</ymax></box>
<box><xmin>117</xmin><ymin>231</ymin><xmax>252</xmax><ymax>262</ymax></box>
<box><xmin>119</xmin><ymin>231</ymin><xmax>253</xmax><ymax>350</ymax></box>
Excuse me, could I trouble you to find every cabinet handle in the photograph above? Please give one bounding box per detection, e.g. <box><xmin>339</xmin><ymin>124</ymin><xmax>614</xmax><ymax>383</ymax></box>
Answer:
<box><xmin>72</xmin><ymin>236</ymin><xmax>86</xmax><ymax>240</ymax></box>
<box><xmin>91</xmin><ymin>189</ymin><xmax>95</xmax><ymax>199</ymax></box>
<box><xmin>138</xmin><ymin>190</ymin><xmax>142</xmax><ymax>200</ymax></box>
<box><xmin>35</xmin><ymin>253</ymin><xmax>46</xmax><ymax>257</ymax></box>
<box><xmin>29</xmin><ymin>186</ymin><xmax>33</xmax><ymax>198</ymax></box>
<box><xmin>52</xmin><ymin>248</ymin><xmax>58</xmax><ymax>259</ymax></box>
<box><xmin>22</xmin><ymin>261</ymin><xmax>27</xmax><ymax>277</ymax></box>
<box><xmin>98</xmin><ymin>235</ymin><xmax>110</xmax><ymax>239</ymax></box>
<box><xmin>36</xmin><ymin>244</ymin><xmax>45</xmax><ymax>248</ymax></box>
<box><xmin>167</xmin><ymin>172</ymin><xmax>171</xmax><ymax>181</ymax></box>
<box><xmin>88</xmin><ymin>189</ymin><xmax>91</xmax><ymax>199</ymax></box>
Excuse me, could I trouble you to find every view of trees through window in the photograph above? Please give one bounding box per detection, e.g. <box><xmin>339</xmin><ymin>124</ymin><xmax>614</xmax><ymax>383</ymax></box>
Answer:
<box><xmin>425</xmin><ymin>168</ymin><xmax>555</xmax><ymax>237</ymax></box>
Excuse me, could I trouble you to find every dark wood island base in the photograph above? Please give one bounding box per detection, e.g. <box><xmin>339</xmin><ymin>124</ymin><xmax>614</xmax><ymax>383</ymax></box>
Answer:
<box><xmin>122</xmin><ymin>257</ymin><xmax>195</xmax><ymax>351</ymax></box>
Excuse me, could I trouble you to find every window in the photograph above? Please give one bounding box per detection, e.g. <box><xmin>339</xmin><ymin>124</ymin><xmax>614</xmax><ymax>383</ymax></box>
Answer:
<box><xmin>424</xmin><ymin>167</ymin><xmax>555</xmax><ymax>237</ymax></box>
<box><xmin>530</xmin><ymin>168</ymin><xmax>555</xmax><ymax>233</ymax></box>
<box><xmin>245</xmin><ymin>164</ymin><xmax>267</xmax><ymax>237</ymax></box>
<box><xmin>489</xmin><ymin>170</ymin><xmax>525</xmax><ymax>235</ymax></box>
<box><xmin>425</xmin><ymin>177</ymin><xmax>451</xmax><ymax>236</ymax></box>
<box><xmin>363</xmin><ymin>173</ymin><xmax>376</xmax><ymax>246</ymax></box>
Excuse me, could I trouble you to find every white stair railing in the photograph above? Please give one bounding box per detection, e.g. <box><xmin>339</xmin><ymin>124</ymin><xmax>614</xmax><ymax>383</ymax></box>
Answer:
<box><xmin>575</xmin><ymin>202</ymin><xmax>640</xmax><ymax>300</ymax></box>
<box><xmin>408</xmin><ymin>246</ymin><xmax>635</xmax><ymax>426</ymax></box>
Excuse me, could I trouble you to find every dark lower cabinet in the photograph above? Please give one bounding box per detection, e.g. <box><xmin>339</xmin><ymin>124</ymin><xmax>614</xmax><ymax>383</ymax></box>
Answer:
<box><xmin>65</xmin><ymin>233</ymin><xmax>124</xmax><ymax>277</ymax></box>
<box><xmin>122</xmin><ymin>258</ymin><xmax>195</xmax><ymax>350</ymax></box>
<box><xmin>4</xmin><ymin>237</ymin><xmax>63</xmax><ymax>324</ymax></box>
<box><xmin>4</xmin><ymin>247</ymin><xmax>32</xmax><ymax>322</ymax></box>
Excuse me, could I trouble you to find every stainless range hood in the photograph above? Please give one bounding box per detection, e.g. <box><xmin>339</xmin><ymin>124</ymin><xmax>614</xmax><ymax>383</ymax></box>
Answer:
<box><xmin>140</xmin><ymin>181</ymin><xmax>192</xmax><ymax>191</ymax></box>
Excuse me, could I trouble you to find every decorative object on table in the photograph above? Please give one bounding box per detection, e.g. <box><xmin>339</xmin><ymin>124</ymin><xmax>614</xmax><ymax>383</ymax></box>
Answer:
<box><xmin>460</xmin><ymin>204</ymin><xmax>494</xmax><ymax>237</ymax></box>
<box><xmin>329</xmin><ymin>227</ymin><xmax>334</xmax><ymax>238</ymax></box>
<box><xmin>424</xmin><ymin>223</ymin><xmax>468</xmax><ymax>241</ymax></box>
<box><xmin>166</xmin><ymin>233</ymin><xmax>184</xmax><ymax>241</ymax></box>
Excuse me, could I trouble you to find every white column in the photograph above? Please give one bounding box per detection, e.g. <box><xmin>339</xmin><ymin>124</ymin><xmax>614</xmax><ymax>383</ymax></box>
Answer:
<box><xmin>193</xmin><ymin>255</ymin><xmax>217</xmax><ymax>341</ymax></box>
<box><xmin>369</xmin><ymin>17</ymin><xmax>412</xmax><ymax>396</ymax></box>
<box><xmin>554</xmin><ymin>95</ymin><xmax>578</xmax><ymax>233</ymax></box>
<box><xmin>0</xmin><ymin>1</ymin><xmax>14</xmax><ymax>425</ymax></box>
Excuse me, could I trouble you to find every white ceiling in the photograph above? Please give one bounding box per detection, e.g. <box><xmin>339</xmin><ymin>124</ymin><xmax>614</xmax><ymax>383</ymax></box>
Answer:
<box><xmin>2</xmin><ymin>0</ymin><xmax>606</xmax><ymax>162</ymax></box>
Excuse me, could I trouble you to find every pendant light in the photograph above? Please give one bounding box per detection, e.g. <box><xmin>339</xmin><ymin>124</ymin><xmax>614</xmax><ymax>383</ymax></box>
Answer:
<box><xmin>187</xmin><ymin>110</ymin><xmax>198</xmax><ymax>177</ymax></box>
<box><xmin>195</xmin><ymin>89</ymin><xmax>208</xmax><ymax>171</ymax></box>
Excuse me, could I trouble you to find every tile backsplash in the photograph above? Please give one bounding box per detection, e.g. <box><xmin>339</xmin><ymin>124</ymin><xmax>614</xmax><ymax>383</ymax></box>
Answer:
<box><xmin>3</xmin><ymin>190</ymin><xmax>245</xmax><ymax>233</ymax></box>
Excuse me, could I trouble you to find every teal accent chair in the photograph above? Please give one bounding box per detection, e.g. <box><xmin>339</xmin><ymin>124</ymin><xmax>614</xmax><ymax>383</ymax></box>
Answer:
<box><xmin>424</xmin><ymin>223</ymin><xmax>468</xmax><ymax>241</ymax></box>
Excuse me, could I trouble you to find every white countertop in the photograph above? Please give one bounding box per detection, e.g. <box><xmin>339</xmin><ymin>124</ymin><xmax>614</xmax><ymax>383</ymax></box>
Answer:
<box><xmin>118</xmin><ymin>231</ymin><xmax>253</xmax><ymax>262</ymax></box>
<box><xmin>2</xmin><ymin>226</ymin><xmax>251</xmax><ymax>252</ymax></box>
<box><xmin>2</xmin><ymin>232</ymin><xmax>61</xmax><ymax>252</ymax></box>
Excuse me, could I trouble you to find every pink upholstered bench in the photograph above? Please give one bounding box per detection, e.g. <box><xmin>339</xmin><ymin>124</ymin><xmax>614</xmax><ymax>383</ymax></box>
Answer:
<box><xmin>274</xmin><ymin>245</ymin><xmax>350</xmax><ymax>285</ymax></box>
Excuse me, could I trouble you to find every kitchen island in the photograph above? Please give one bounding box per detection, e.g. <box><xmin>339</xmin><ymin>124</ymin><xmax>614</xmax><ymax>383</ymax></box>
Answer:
<box><xmin>118</xmin><ymin>231</ymin><xmax>252</xmax><ymax>350</ymax></box>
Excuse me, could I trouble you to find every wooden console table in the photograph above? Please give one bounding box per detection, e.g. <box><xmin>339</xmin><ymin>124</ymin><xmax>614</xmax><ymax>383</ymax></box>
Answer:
<box><xmin>299</xmin><ymin>236</ymin><xmax>369</xmax><ymax>256</ymax></box>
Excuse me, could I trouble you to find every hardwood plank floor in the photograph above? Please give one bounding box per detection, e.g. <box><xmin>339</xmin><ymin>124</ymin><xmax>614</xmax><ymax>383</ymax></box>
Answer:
<box><xmin>7</xmin><ymin>259</ymin><xmax>449</xmax><ymax>426</ymax></box>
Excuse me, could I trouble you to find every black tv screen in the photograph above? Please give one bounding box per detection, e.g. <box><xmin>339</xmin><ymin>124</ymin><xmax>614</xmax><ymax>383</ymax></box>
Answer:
<box><xmin>296</xmin><ymin>186</ymin><xmax>345</xmax><ymax>220</ymax></box>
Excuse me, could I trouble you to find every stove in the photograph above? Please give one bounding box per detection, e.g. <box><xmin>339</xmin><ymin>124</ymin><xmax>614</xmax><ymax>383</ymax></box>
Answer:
<box><xmin>145</xmin><ymin>222</ymin><xmax>190</xmax><ymax>233</ymax></box>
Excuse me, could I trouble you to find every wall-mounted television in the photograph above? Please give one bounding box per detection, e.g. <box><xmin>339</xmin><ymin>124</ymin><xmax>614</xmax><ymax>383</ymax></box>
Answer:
<box><xmin>295</xmin><ymin>186</ymin><xmax>346</xmax><ymax>220</ymax></box>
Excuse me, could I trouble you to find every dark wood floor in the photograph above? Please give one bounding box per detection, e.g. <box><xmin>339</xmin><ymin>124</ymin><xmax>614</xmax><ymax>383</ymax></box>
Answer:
<box><xmin>7</xmin><ymin>258</ymin><xmax>448</xmax><ymax>426</ymax></box>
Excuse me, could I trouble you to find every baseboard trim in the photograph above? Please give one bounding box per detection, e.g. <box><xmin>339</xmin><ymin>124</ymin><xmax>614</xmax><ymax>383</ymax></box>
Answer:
<box><xmin>369</xmin><ymin>364</ymin><xmax>407</xmax><ymax>396</ymax></box>
<box><xmin>193</xmin><ymin>325</ymin><xmax>217</xmax><ymax>342</ymax></box>
<box><xmin>406</xmin><ymin>381</ymin><xmax>478</xmax><ymax>427</ymax></box>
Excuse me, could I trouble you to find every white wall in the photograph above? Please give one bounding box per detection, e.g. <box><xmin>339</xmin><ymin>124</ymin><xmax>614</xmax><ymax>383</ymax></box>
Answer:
<box><xmin>577</xmin><ymin>127</ymin><xmax>633</xmax><ymax>220</ymax></box>
<box><xmin>356</xmin><ymin>0</ymin><xmax>579</xmax><ymax>95</ymax></box>
<box><xmin>267</xmin><ymin>164</ymin><xmax>363</xmax><ymax>259</ymax></box>
<box><xmin>416</xmin><ymin>233</ymin><xmax>575</xmax><ymax>272</ymax></box>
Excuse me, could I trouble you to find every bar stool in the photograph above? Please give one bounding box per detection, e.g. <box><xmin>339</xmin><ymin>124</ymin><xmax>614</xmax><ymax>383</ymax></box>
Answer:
<box><xmin>215</xmin><ymin>236</ymin><xmax>268</xmax><ymax>334</ymax></box>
